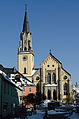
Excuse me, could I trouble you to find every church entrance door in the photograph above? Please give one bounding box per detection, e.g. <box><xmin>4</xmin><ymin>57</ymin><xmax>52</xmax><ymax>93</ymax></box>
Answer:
<box><xmin>48</xmin><ymin>89</ymin><xmax>51</xmax><ymax>100</ymax></box>
<box><xmin>53</xmin><ymin>90</ymin><xmax>57</xmax><ymax>100</ymax></box>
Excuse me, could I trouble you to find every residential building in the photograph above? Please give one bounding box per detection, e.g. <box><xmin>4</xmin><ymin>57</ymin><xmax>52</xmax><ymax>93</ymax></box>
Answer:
<box><xmin>0</xmin><ymin>68</ymin><xmax>22</xmax><ymax>118</ymax></box>
<box><xmin>0</xmin><ymin>65</ymin><xmax>36</xmax><ymax>110</ymax></box>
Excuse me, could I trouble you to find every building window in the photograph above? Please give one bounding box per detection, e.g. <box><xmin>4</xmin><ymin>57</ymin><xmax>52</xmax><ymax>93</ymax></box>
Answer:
<box><xmin>12</xmin><ymin>76</ymin><xmax>15</xmax><ymax>78</ymax></box>
<box><xmin>47</xmin><ymin>73</ymin><xmax>51</xmax><ymax>84</ymax></box>
<box><xmin>64</xmin><ymin>75</ymin><xmax>67</xmax><ymax>80</ymax></box>
<box><xmin>52</xmin><ymin>73</ymin><xmax>56</xmax><ymax>83</ymax></box>
<box><xmin>29</xmin><ymin>88</ymin><xmax>32</xmax><ymax>92</ymax></box>
<box><xmin>23</xmin><ymin>88</ymin><xmax>25</xmax><ymax>92</ymax></box>
<box><xmin>36</xmin><ymin>77</ymin><xmax>39</xmax><ymax>80</ymax></box>
<box><xmin>64</xmin><ymin>83</ymin><xmax>67</xmax><ymax>90</ymax></box>
<box><xmin>64</xmin><ymin>92</ymin><xmax>68</xmax><ymax>95</ymax></box>
<box><xmin>24</xmin><ymin>68</ymin><xmax>26</xmax><ymax>74</ymax></box>
<box><xmin>24</xmin><ymin>47</ymin><xmax>27</xmax><ymax>51</ymax></box>
<box><xmin>64</xmin><ymin>83</ymin><xmax>68</xmax><ymax>95</ymax></box>
<box><xmin>3</xmin><ymin>104</ymin><xmax>8</xmax><ymax>112</ymax></box>
<box><xmin>52</xmin><ymin>65</ymin><xmax>54</xmax><ymax>67</ymax></box>
<box><xmin>20</xmin><ymin>96</ymin><xmax>23</xmax><ymax>101</ymax></box>
<box><xmin>28</xmin><ymin>40</ymin><xmax>31</xmax><ymax>50</ymax></box>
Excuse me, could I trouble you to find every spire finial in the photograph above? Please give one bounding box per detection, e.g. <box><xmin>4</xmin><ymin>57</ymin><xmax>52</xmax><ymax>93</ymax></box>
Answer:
<box><xmin>49</xmin><ymin>49</ymin><xmax>52</xmax><ymax>54</ymax></box>
<box><xmin>25</xmin><ymin>0</ymin><xmax>27</xmax><ymax>12</ymax></box>
<box><xmin>23</xmin><ymin>0</ymin><xmax>29</xmax><ymax>33</ymax></box>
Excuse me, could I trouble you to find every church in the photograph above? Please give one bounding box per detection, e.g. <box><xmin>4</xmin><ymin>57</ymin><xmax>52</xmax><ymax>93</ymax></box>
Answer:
<box><xmin>18</xmin><ymin>5</ymin><xmax>72</xmax><ymax>103</ymax></box>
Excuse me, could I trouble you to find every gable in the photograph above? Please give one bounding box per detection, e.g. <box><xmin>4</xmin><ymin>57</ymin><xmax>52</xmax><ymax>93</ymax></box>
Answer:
<box><xmin>40</xmin><ymin>53</ymin><xmax>62</xmax><ymax>67</ymax></box>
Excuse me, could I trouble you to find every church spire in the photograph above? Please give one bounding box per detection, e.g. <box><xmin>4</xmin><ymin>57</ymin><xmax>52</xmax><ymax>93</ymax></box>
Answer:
<box><xmin>22</xmin><ymin>2</ymin><xmax>29</xmax><ymax>34</ymax></box>
<box><xmin>19</xmin><ymin>1</ymin><xmax>33</xmax><ymax>54</ymax></box>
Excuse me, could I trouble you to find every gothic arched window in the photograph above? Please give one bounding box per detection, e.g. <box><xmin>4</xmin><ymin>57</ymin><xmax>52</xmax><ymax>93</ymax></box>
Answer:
<box><xmin>47</xmin><ymin>73</ymin><xmax>51</xmax><ymax>84</ymax></box>
<box><xmin>52</xmin><ymin>73</ymin><xmax>56</xmax><ymax>83</ymax></box>
<box><xmin>64</xmin><ymin>83</ymin><xmax>67</xmax><ymax>90</ymax></box>
<box><xmin>28</xmin><ymin>40</ymin><xmax>31</xmax><ymax>50</ymax></box>
<box><xmin>64</xmin><ymin>83</ymin><xmax>68</xmax><ymax>95</ymax></box>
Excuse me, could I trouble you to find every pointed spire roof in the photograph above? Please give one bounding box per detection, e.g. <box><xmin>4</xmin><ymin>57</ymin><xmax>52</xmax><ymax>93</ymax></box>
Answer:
<box><xmin>22</xmin><ymin>3</ymin><xmax>29</xmax><ymax>34</ymax></box>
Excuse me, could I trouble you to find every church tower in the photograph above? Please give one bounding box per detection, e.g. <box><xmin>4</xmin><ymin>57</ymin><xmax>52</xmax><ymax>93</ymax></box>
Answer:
<box><xmin>18</xmin><ymin>5</ymin><xmax>34</xmax><ymax>77</ymax></box>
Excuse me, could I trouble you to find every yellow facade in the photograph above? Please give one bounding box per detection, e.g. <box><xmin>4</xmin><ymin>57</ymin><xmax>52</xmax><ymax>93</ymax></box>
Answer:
<box><xmin>18</xmin><ymin>6</ymin><xmax>72</xmax><ymax>103</ymax></box>
<box><xmin>18</xmin><ymin>53</ymin><xmax>34</xmax><ymax>76</ymax></box>
<box><xmin>18</xmin><ymin>8</ymin><xmax>34</xmax><ymax>81</ymax></box>
<box><xmin>39</xmin><ymin>53</ymin><xmax>72</xmax><ymax>103</ymax></box>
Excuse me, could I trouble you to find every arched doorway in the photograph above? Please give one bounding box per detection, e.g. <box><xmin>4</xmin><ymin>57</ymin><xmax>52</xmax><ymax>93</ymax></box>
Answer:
<box><xmin>48</xmin><ymin>89</ymin><xmax>51</xmax><ymax>100</ymax></box>
<box><xmin>53</xmin><ymin>90</ymin><xmax>57</xmax><ymax>100</ymax></box>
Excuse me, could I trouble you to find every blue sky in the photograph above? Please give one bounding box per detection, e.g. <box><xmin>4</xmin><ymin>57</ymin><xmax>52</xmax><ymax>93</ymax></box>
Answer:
<box><xmin>0</xmin><ymin>0</ymin><xmax>79</xmax><ymax>85</ymax></box>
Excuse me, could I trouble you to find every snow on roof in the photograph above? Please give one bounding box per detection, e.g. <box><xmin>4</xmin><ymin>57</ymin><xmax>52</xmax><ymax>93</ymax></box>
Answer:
<box><xmin>10</xmin><ymin>72</ymin><xmax>35</xmax><ymax>87</ymax></box>
<box><xmin>32</xmin><ymin>69</ymin><xmax>37</xmax><ymax>75</ymax></box>
<box><xmin>45</xmin><ymin>84</ymin><xmax>57</xmax><ymax>87</ymax></box>
<box><xmin>26</xmin><ymin>80</ymin><xmax>34</xmax><ymax>85</ymax></box>
<box><xmin>24</xmin><ymin>69</ymin><xmax>37</xmax><ymax>77</ymax></box>
<box><xmin>11</xmin><ymin>80</ymin><xmax>23</xmax><ymax>90</ymax></box>
<box><xmin>0</xmin><ymin>70</ymin><xmax>22</xmax><ymax>91</ymax></box>
<box><xmin>20</xmin><ymin>77</ymin><xmax>34</xmax><ymax>86</ymax></box>
<box><xmin>0</xmin><ymin>70</ymin><xmax>10</xmax><ymax>81</ymax></box>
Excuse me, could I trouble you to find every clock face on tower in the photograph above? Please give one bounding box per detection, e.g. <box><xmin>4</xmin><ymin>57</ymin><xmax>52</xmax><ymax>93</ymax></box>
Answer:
<box><xmin>22</xmin><ymin>56</ymin><xmax>27</xmax><ymax>61</ymax></box>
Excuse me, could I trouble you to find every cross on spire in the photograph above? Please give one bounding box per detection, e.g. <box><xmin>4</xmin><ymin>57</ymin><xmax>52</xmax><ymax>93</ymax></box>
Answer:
<box><xmin>49</xmin><ymin>49</ymin><xmax>52</xmax><ymax>54</ymax></box>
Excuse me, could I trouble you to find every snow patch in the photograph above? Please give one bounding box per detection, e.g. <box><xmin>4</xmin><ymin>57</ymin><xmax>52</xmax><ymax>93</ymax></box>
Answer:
<box><xmin>45</xmin><ymin>84</ymin><xmax>57</xmax><ymax>87</ymax></box>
